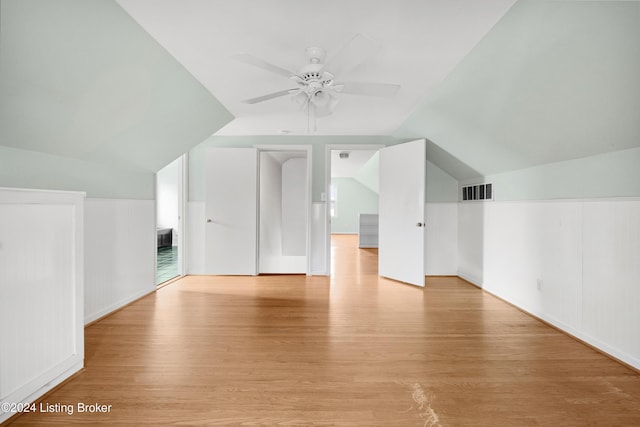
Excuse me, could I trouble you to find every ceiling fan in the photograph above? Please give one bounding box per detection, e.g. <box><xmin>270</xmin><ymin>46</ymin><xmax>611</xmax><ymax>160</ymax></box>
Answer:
<box><xmin>232</xmin><ymin>34</ymin><xmax>400</xmax><ymax>130</ymax></box>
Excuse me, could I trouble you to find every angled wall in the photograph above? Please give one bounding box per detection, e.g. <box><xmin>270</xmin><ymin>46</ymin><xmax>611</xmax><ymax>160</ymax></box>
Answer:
<box><xmin>0</xmin><ymin>0</ymin><xmax>233</xmax><ymax>324</ymax></box>
<box><xmin>0</xmin><ymin>0</ymin><xmax>233</xmax><ymax>178</ymax></box>
<box><xmin>395</xmin><ymin>1</ymin><xmax>640</xmax><ymax>368</ymax></box>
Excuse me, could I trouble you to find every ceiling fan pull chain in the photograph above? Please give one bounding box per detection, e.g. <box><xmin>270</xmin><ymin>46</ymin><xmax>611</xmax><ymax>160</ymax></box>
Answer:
<box><xmin>313</xmin><ymin>103</ymin><xmax>317</xmax><ymax>133</ymax></box>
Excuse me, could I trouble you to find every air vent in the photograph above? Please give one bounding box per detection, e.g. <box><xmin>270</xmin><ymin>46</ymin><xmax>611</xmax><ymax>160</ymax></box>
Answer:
<box><xmin>462</xmin><ymin>183</ymin><xmax>493</xmax><ymax>201</ymax></box>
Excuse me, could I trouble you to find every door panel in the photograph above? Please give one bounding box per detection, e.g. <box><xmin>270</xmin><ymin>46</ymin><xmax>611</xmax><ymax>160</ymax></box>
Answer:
<box><xmin>205</xmin><ymin>148</ymin><xmax>257</xmax><ymax>275</ymax></box>
<box><xmin>378</xmin><ymin>139</ymin><xmax>426</xmax><ymax>287</ymax></box>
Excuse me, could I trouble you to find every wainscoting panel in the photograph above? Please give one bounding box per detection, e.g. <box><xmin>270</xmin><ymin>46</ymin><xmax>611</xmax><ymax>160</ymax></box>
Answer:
<box><xmin>458</xmin><ymin>198</ymin><xmax>640</xmax><ymax>369</ymax></box>
<box><xmin>186</xmin><ymin>201</ymin><xmax>205</xmax><ymax>274</ymax></box>
<box><xmin>582</xmin><ymin>199</ymin><xmax>640</xmax><ymax>366</ymax></box>
<box><xmin>425</xmin><ymin>202</ymin><xmax>458</xmax><ymax>275</ymax></box>
<box><xmin>311</xmin><ymin>202</ymin><xmax>327</xmax><ymax>275</ymax></box>
<box><xmin>84</xmin><ymin>198</ymin><xmax>155</xmax><ymax>324</ymax></box>
<box><xmin>0</xmin><ymin>188</ymin><xmax>84</xmax><ymax>424</ymax></box>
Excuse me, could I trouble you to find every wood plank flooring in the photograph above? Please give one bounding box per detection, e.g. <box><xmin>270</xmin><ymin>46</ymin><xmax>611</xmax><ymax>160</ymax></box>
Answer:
<box><xmin>7</xmin><ymin>235</ymin><xmax>640</xmax><ymax>426</ymax></box>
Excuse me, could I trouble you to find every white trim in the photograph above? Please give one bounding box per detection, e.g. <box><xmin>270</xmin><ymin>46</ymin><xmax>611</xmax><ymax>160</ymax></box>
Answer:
<box><xmin>178</xmin><ymin>153</ymin><xmax>188</xmax><ymax>276</ymax></box>
<box><xmin>480</xmin><ymin>286</ymin><xmax>640</xmax><ymax>370</ymax></box>
<box><xmin>464</xmin><ymin>196</ymin><xmax>640</xmax><ymax>205</ymax></box>
<box><xmin>0</xmin><ymin>186</ymin><xmax>86</xmax><ymax>203</ymax></box>
<box><xmin>84</xmin><ymin>288</ymin><xmax>155</xmax><ymax>325</ymax></box>
<box><xmin>155</xmin><ymin>155</ymin><xmax>188</xmax><ymax>284</ymax></box>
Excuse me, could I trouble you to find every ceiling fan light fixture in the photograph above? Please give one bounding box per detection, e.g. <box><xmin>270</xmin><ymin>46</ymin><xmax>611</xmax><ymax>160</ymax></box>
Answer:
<box><xmin>292</xmin><ymin>90</ymin><xmax>308</xmax><ymax>106</ymax></box>
<box><xmin>312</xmin><ymin>89</ymin><xmax>330</xmax><ymax>107</ymax></box>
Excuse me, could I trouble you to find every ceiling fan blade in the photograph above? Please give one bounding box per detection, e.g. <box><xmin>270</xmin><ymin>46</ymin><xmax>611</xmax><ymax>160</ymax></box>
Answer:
<box><xmin>337</xmin><ymin>82</ymin><xmax>400</xmax><ymax>97</ymax></box>
<box><xmin>241</xmin><ymin>89</ymin><xmax>299</xmax><ymax>104</ymax></box>
<box><xmin>325</xmin><ymin>34</ymin><xmax>380</xmax><ymax>76</ymax></box>
<box><xmin>231</xmin><ymin>53</ymin><xmax>295</xmax><ymax>78</ymax></box>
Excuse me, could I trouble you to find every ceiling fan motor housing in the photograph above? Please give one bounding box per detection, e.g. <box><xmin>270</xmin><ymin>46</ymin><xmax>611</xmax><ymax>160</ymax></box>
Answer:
<box><xmin>305</xmin><ymin>46</ymin><xmax>325</xmax><ymax>64</ymax></box>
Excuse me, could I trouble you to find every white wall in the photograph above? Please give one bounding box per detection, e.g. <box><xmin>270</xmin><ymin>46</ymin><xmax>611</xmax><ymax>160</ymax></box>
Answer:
<box><xmin>457</xmin><ymin>202</ymin><xmax>485</xmax><ymax>285</ymax></box>
<box><xmin>186</xmin><ymin>201</ymin><xmax>205</xmax><ymax>274</ymax></box>
<box><xmin>458</xmin><ymin>198</ymin><xmax>640</xmax><ymax>369</ymax></box>
<box><xmin>259</xmin><ymin>153</ymin><xmax>284</xmax><ymax>272</ymax></box>
<box><xmin>425</xmin><ymin>202</ymin><xmax>458</xmax><ymax>275</ymax></box>
<box><xmin>281</xmin><ymin>158</ymin><xmax>307</xmax><ymax>256</ymax></box>
<box><xmin>424</xmin><ymin>160</ymin><xmax>459</xmax><ymax>275</ymax></box>
<box><xmin>84</xmin><ymin>198</ymin><xmax>156</xmax><ymax>324</ymax></box>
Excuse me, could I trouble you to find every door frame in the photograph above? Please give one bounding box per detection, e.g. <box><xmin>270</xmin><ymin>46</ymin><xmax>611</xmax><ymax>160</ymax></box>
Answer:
<box><xmin>255</xmin><ymin>144</ymin><xmax>313</xmax><ymax>276</ymax></box>
<box><xmin>155</xmin><ymin>153</ymin><xmax>188</xmax><ymax>285</ymax></box>
<box><xmin>324</xmin><ymin>144</ymin><xmax>385</xmax><ymax>276</ymax></box>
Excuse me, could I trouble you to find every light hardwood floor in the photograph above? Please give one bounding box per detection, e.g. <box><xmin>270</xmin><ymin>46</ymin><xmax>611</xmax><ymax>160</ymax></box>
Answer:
<box><xmin>7</xmin><ymin>235</ymin><xmax>640</xmax><ymax>426</ymax></box>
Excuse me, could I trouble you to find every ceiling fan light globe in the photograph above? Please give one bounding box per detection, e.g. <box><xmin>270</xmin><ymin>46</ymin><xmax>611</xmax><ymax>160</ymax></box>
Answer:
<box><xmin>292</xmin><ymin>91</ymin><xmax>308</xmax><ymax>105</ymax></box>
<box><xmin>312</xmin><ymin>90</ymin><xmax>330</xmax><ymax>107</ymax></box>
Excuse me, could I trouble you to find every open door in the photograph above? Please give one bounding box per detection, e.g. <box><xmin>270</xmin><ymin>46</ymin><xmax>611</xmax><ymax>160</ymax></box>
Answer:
<box><xmin>378</xmin><ymin>139</ymin><xmax>426</xmax><ymax>287</ymax></box>
<box><xmin>205</xmin><ymin>147</ymin><xmax>258</xmax><ymax>275</ymax></box>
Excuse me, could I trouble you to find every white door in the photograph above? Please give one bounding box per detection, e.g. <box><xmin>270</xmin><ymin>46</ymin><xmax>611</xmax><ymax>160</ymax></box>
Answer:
<box><xmin>378</xmin><ymin>139</ymin><xmax>426</xmax><ymax>287</ymax></box>
<box><xmin>205</xmin><ymin>147</ymin><xmax>258</xmax><ymax>275</ymax></box>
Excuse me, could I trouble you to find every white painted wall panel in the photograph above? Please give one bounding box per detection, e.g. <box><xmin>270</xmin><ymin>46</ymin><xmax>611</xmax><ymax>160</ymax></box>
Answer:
<box><xmin>425</xmin><ymin>202</ymin><xmax>458</xmax><ymax>275</ymax></box>
<box><xmin>457</xmin><ymin>202</ymin><xmax>485</xmax><ymax>285</ymax></box>
<box><xmin>482</xmin><ymin>202</ymin><xmax>583</xmax><ymax>329</ymax></box>
<box><xmin>582</xmin><ymin>200</ymin><xmax>640</xmax><ymax>366</ymax></box>
<box><xmin>186</xmin><ymin>201</ymin><xmax>205</xmax><ymax>274</ymax></box>
<box><xmin>311</xmin><ymin>202</ymin><xmax>327</xmax><ymax>275</ymax></box>
<box><xmin>0</xmin><ymin>204</ymin><xmax>75</xmax><ymax>397</ymax></box>
<box><xmin>458</xmin><ymin>198</ymin><xmax>640</xmax><ymax>369</ymax></box>
<box><xmin>281</xmin><ymin>158</ymin><xmax>307</xmax><ymax>256</ymax></box>
<box><xmin>84</xmin><ymin>198</ymin><xmax>155</xmax><ymax>324</ymax></box>
<box><xmin>0</xmin><ymin>188</ymin><xmax>84</xmax><ymax>424</ymax></box>
<box><xmin>259</xmin><ymin>153</ymin><xmax>285</xmax><ymax>273</ymax></box>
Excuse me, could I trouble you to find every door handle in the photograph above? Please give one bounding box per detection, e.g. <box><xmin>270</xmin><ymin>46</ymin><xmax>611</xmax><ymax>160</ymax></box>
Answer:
<box><xmin>207</xmin><ymin>219</ymin><xmax>213</xmax><ymax>223</ymax></box>
<box><xmin>416</xmin><ymin>222</ymin><xmax>424</xmax><ymax>227</ymax></box>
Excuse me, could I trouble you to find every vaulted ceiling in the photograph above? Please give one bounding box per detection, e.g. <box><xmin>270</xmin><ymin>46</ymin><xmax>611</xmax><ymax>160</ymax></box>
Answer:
<box><xmin>1</xmin><ymin>0</ymin><xmax>638</xmax><ymax>179</ymax></box>
<box><xmin>115</xmin><ymin>0</ymin><xmax>516</xmax><ymax>136</ymax></box>
<box><xmin>397</xmin><ymin>0</ymin><xmax>640</xmax><ymax>177</ymax></box>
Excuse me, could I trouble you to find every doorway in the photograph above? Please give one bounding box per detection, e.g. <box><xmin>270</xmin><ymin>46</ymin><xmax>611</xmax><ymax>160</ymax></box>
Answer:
<box><xmin>258</xmin><ymin>149</ymin><xmax>310</xmax><ymax>274</ymax></box>
<box><xmin>156</xmin><ymin>155</ymin><xmax>186</xmax><ymax>285</ymax></box>
<box><xmin>326</xmin><ymin>145</ymin><xmax>383</xmax><ymax>275</ymax></box>
<box><xmin>326</xmin><ymin>140</ymin><xmax>427</xmax><ymax>285</ymax></box>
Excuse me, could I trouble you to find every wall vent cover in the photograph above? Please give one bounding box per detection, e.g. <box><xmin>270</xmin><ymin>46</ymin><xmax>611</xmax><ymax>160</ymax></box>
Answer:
<box><xmin>462</xmin><ymin>183</ymin><xmax>493</xmax><ymax>201</ymax></box>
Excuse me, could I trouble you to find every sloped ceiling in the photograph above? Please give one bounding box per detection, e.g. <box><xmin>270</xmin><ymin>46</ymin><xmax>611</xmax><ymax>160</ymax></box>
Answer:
<box><xmin>1</xmin><ymin>1</ymin><xmax>638</xmax><ymax>180</ymax></box>
<box><xmin>0</xmin><ymin>0</ymin><xmax>233</xmax><ymax>173</ymax></box>
<box><xmin>115</xmin><ymin>0</ymin><xmax>516</xmax><ymax>136</ymax></box>
<box><xmin>395</xmin><ymin>0</ymin><xmax>640</xmax><ymax>178</ymax></box>
<box><xmin>331</xmin><ymin>150</ymin><xmax>377</xmax><ymax>178</ymax></box>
